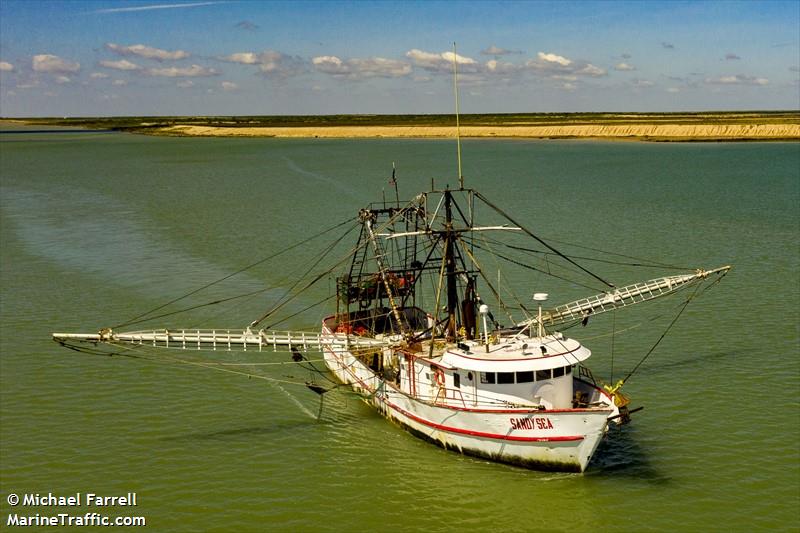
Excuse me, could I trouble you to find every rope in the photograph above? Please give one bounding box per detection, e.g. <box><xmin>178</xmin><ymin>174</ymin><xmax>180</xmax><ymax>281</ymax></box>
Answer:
<box><xmin>467</xmin><ymin>238</ymin><xmax>602</xmax><ymax>292</ymax></box>
<box><xmin>249</xmin><ymin>197</ymin><xmax>420</xmax><ymax>329</ymax></box>
<box><xmin>106</xmin><ymin>342</ymin><xmax>335</xmax><ymax>390</ymax></box>
<box><xmin>474</xmin><ymin>190</ymin><xmax>615</xmax><ymax>288</ymax></box>
<box><xmin>621</xmin><ymin>282</ymin><xmax>702</xmax><ymax>384</ymax></box>
<box><xmin>255</xmin><ymin>224</ymin><xmax>356</xmax><ymax>328</ymax></box>
<box><xmin>501</xmin><ymin>242</ymin><xmax>692</xmax><ymax>271</ymax></box>
<box><xmin>263</xmin><ymin>294</ymin><xmax>336</xmax><ymax>330</ymax></box>
<box><xmin>113</xmin><ymin>216</ymin><xmax>357</xmax><ymax>329</ymax></box>
<box><xmin>610</xmin><ymin>310</ymin><xmax>616</xmax><ymax>385</ymax></box>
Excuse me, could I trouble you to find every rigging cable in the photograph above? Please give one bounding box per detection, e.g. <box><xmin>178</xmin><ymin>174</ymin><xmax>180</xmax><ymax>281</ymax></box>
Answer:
<box><xmin>255</xmin><ymin>222</ymin><xmax>357</xmax><ymax>328</ymax></box>
<box><xmin>620</xmin><ymin>282</ymin><xmax>702</xmax><ymax>385</ymax></box>
<box><xmin>472</xmin><ymin>232</ymin><xmax>692</xmax><ymax>271</ymax></box>
<box><xmin>110</xmin><ymin>220</ymin><xmax>359</xmax><ymax>330</ymax></box>
<box><xmin>112</xmin><ymin>216</ymin><xmax>357</xmax><ymax>330</ymax></box>
<box><xmin>474</xmin><ymin>190</ymin><xmax>615</xmax><ymax>289</ymax></box>
<box><xmin>466</xmin><ymin>238</ymin><xmax>602</xmax><ymax>292</ymax></box>
<box><xmin>610</xmin><ymin>310</ymin><xmax>616</xmax><ymax>385</ymax></box>
<box><xmin>249</xmin><ymin>195</ymin><xmax>425</xmax><ymax>329</ymax></box>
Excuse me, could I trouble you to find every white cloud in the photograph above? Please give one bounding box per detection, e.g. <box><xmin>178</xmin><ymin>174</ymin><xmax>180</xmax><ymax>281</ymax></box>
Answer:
<box><xmin>577</xmin><ymin>64</ymin><xmax>606</xmax><ymax>76</ymax></box>
<box><xmin>32</xmin><ymin>54</ymin><xmax>80</xmax><ymax>73</ymax></box>
<box><xmin>348</xmin><ymin>57</ymin><xmax>412</xmax><ymax>78</ymax></box>
<box><xmin>106</xmin><ymin>43</ymin><xmax>189</xmax><ymax>62</ymax></box>
<box><xmin>99</xmin><ymin>59</ymin><xmax>141</xmax><ymax>71</ymax></box>
<box><xmin>405</xmin><ymin>49</ymin><xmax>442</xmax><ymax>68</ymax></box>
<box><xmin>442</xmin><ymin>51</ymin><xmax>476</xmax><ymax>65</ymax></box>
<box><xmin>55</xmin><ymin>75</ymin><xmax>71</xmax><ymax>84</ymax></box>
<box><xmin>614</xmin><ymin>62</ymin><xmax>636</xmax><ymax>71</ymax></box>
<box><xmin>313</xmin><ymin>55</ymin><xmax>349</xmax><ymax>75</ymax></box>
<box><xmin>258</xmin><ymin>51</ymin><xmax>304</xmax><ymax>77</ymax></box>
<box><xmin>112</xmin><ymin>79</ymin><xmax>127</xmax><ymax>86</ymax></box>
<box><xmin>485</xmin><ymin>59</ymin><xmax>522</xmax><ymax>76</ymax></box>
<box><xmin>666</xmin><ymin>87</ymin><xmax>680</xmax><ymax>93</ymax></box>
<box><xmin>538</xmin><ymin>52</ymin><xmax>571</xmax><ymax>66</ymax></box>
<box><xmin>90</xmin><ymin>72</ymin><xmax>110</xmax><ymax>79</ymax></box>
<box><xmin>0</xmin><ymin>61</ymin><xmax>14</xmax><ymax>72</ymax></box>
<box><xmin>313</xmin><ymin>55</ymin><xmax>411</xmax><ymax>79</ymax></box>
<box><xmin>406</xmin><ymin>49</ymin><xmax>478</xmax><ymax>73</ymax></box>
<box><xmin>145</xmin><ymin>64</ymin><xmax>219</xmax><ymax>77</ymax></box>
<box><xmin>221</xmin><ymin>52</ymin><xmax>260</xmax><ymax>65</ymax></box>
<box><xmin>176</xmin><ymin>80</ymin><xmax>194</xmax><ymax>88</ymax></box>
<box><xmin>526</xmin><ymin>52</ymin><xmax>606</xmax><ymax>78</ymax></box>
<box><xmin>705</xmin><ymin>74</ymin><xmax>768</xmax><ymax>86</ymax></box>
<box><xmin>221</xmin><ymin>81</ymin><xmax>238</xmax><ymax>91</ymax></box>
<box><xmin>221</xmin><ymin>50</ymin><xmax>304</xmax><ymax>78</ymax></box>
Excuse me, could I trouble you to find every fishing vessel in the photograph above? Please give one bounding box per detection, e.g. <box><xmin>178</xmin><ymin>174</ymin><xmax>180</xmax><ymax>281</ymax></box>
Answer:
<box><xmin>53</xmin><ymin>178</ymin><xmax>730</xmax><ymax>472</ymax></box>
<box><xmin>52</xmin><ymin>48</ymin><xmax>729</xmax><ymax>473</ymax></box>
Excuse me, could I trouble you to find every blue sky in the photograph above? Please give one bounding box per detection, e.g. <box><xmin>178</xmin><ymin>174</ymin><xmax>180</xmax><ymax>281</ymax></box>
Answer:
<box><xmin>0</xmin><ymin>0</ymin><xmax>798</xmax><ymax>117</ymax></box>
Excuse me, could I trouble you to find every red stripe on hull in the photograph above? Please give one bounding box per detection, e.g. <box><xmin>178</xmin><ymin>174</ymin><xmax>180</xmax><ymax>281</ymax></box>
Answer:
<box><xmin>380</xmin><ymin>397</ymin><xmax>585</xmax><ymax>443</ymax></box>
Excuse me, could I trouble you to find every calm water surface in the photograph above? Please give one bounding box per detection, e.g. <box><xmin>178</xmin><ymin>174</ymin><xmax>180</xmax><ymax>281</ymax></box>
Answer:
<box><xmin>1</xmin><ymin>127</ymin><xmax>798</xmax><ymax>531</ymax></box>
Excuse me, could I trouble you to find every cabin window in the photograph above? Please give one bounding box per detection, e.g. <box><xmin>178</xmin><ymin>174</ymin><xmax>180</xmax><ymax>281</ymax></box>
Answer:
<box><xmin>553</xmin><ymin>367</ymin><xmax>565</xmax><ymax>378</ymax></box>
<box><xmin>497</xmin><ymin>372</ymin><xmax>515</xmax><ymax>384</ymax></box>
<box><xmin>536</xmin><ymin>369</ymin><xmax>551</xmax><ymax>381</ymax></box>
<box><xmin>516</xmin><ymin>371</ymin><xmax>534</xmax><ymax>383</ymax></box>
<box><xmin>480</xmin><ymin>372</ymin><xmax>496</xmax><ymax>384</ymax></box>
<box><xmin>467</xmin><ymin>372</ymin><xmax>474</xmax><ymax>381</ymax></box>
<box><xmin>454</xmin><ymin>373</ymin><xmax>461</xmax><ymax>389</ymax></box>
<box><xmin>565</xmin><ymin>365</ymin><xmax>572</xmax><ymax>375</ymax></box>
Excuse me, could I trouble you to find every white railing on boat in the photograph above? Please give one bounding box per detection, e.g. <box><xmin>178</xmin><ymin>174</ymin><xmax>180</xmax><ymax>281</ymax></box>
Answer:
<box><xmin>52</xmin><ymin>329</ymin><xmax>389</xmax><ymax>352</ymax></box>
<box><xmin>522</xmin><ymin>266</ymin><xmax>730</xmax><ymax>328</ymax></box>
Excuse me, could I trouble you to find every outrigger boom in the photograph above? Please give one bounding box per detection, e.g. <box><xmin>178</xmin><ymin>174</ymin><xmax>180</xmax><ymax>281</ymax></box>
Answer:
<box><xmin>522</xmin><ymin>266</ymin><xmax>731</xmax><ymax>329</ymax></box>
<box><xmin>52</xmin><ymin>329</ymin><xmax>391</xmax><ymax>352</ymax></box>
<box><xmin>53</xmin><ymin>266</ymin><xmax>730</xmax><ymax>354</ymax></box>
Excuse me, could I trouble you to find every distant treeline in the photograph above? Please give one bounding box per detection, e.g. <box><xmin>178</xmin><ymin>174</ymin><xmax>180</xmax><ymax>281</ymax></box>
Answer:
<box><xmin>6</xmin><ymin>111</ymin><xmax>800</xmax><ymax>132</ymax></box>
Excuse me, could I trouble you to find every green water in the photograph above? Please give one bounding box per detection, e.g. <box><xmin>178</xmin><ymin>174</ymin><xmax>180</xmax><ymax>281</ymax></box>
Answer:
<box><xmin>1</xmin><ymin>128</ymin><xmax>798</xmax><ymax>532</ymax></box>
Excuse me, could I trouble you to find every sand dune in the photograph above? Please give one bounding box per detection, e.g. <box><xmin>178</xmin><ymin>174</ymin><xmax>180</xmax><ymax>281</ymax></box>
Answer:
<box><xmin>162</xmin><ymin>123</ymin><xmax>800</xmax><ymax>140</ymax></box>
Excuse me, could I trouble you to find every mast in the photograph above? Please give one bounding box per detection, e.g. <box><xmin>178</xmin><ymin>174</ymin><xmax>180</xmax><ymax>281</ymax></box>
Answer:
<box><xmin>446</xmin><ymin>43</ymin><xmax>463</xmax><ymax>338</ymax></box>
<box><xmin>452</xmin><ymin>42</ymin><xmax>464</xmax><ymax>190</ymax></box>
<box><xmin>444</xmin><ymin>190</ymin><xmax>458</xmax><ymax>340</ymax></box>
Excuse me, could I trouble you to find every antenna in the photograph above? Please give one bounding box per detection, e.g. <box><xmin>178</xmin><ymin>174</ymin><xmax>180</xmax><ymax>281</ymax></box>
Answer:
<box><xmin>452</xmin><ymin>42</ymin><xmax>464</xmax><ymax>189</ymax></box>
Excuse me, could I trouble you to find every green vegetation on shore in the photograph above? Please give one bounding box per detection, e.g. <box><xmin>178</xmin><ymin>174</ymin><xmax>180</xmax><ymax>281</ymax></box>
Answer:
<box><xmin>4</xmin><ymin>111</ymin><xmax>799</xmax><ymax>134</ymax></box>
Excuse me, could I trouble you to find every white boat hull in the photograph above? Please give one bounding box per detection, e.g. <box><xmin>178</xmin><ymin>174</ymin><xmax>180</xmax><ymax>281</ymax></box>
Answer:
<box><xmin>322</xmin><ymin>340</ymin><xmax>614</xmax><ymax>472</ymax></box>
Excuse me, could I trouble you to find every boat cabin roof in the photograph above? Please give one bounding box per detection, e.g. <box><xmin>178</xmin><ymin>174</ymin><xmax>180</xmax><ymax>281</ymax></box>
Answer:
<box><xmin>439</xmin><ymin>334</ymin><xmax>591</xmax><ymax>372</ymax></box>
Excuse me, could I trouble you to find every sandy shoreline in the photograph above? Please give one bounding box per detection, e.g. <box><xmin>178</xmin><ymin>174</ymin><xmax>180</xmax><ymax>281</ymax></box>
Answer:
<box><xmin>161</xmin><ymin>123</ymin><xmax>800</xmax><ymax>141</ymax></box>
